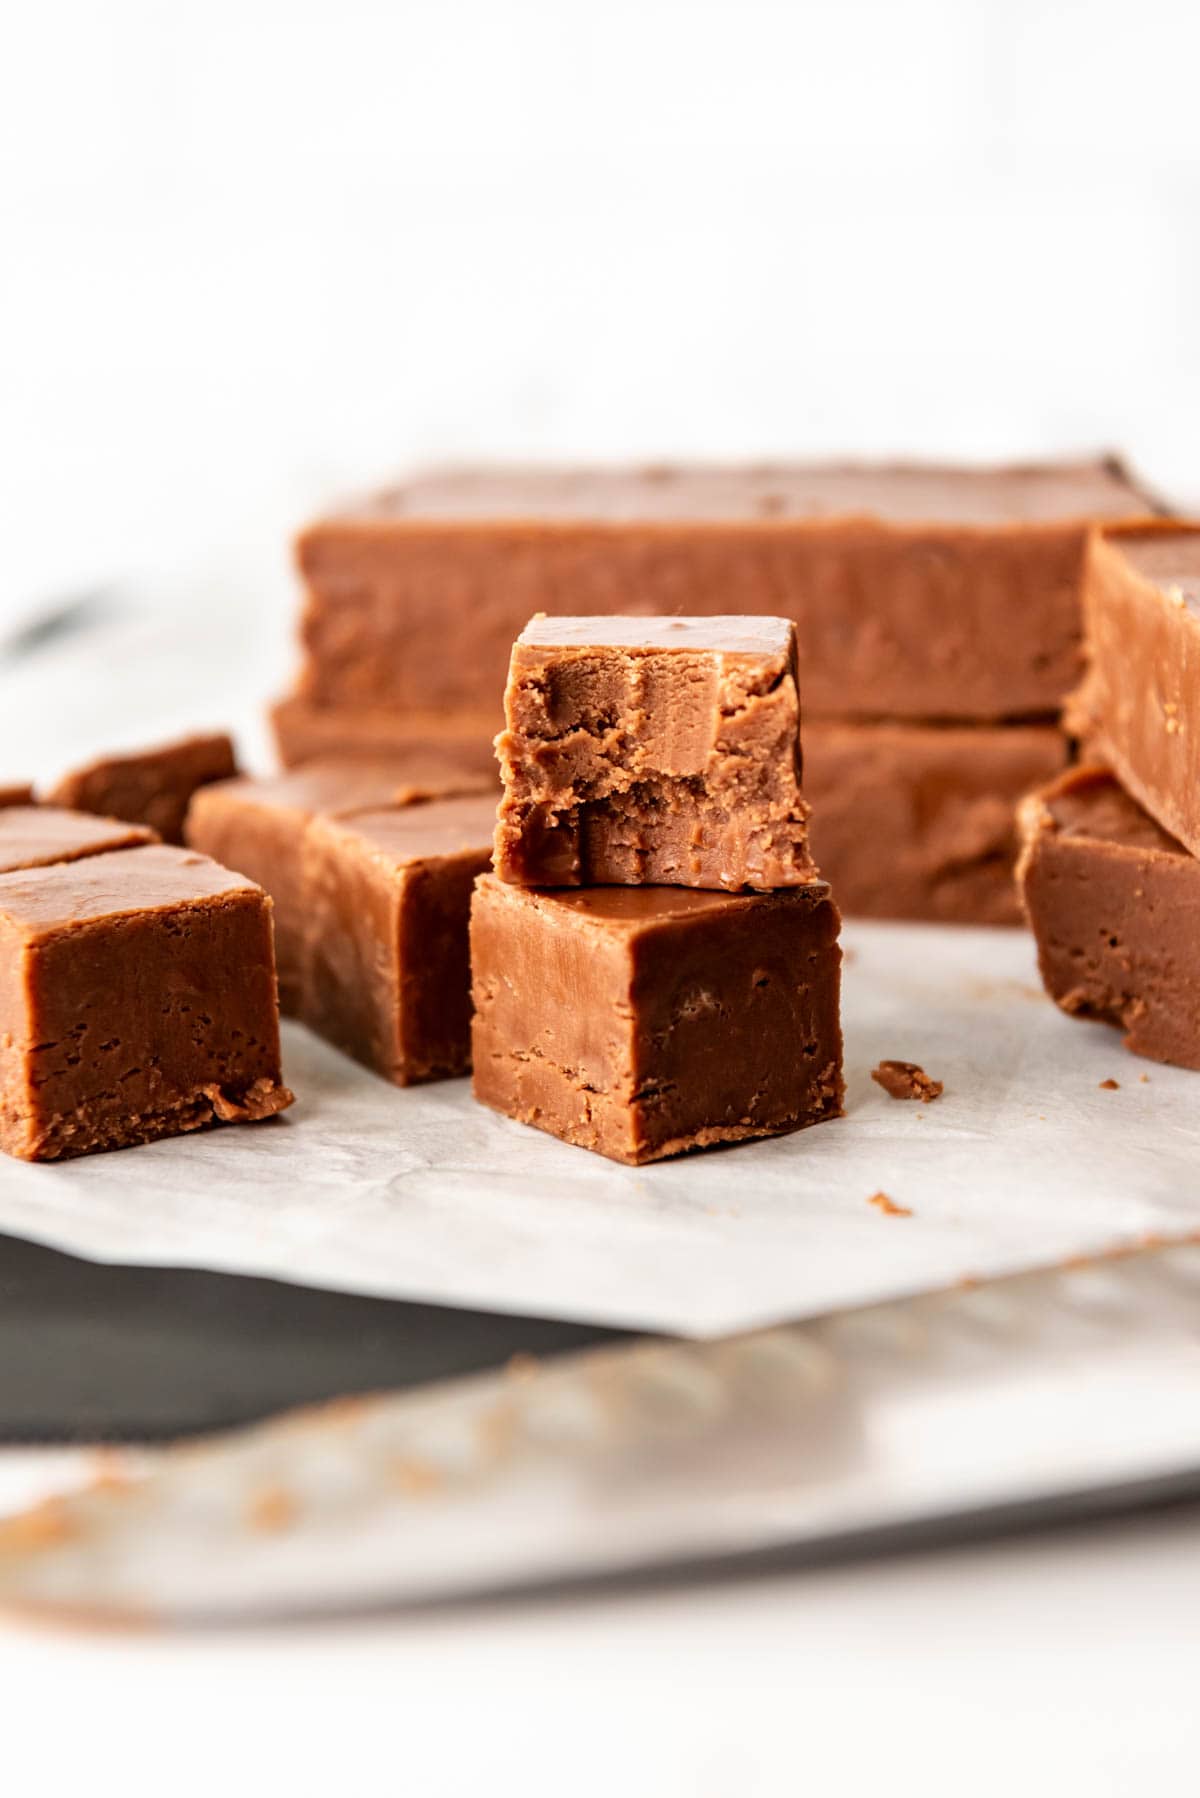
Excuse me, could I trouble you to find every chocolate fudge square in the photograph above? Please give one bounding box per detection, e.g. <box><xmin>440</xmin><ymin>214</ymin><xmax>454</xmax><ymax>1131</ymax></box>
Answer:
<box><xmin>1073</xmin><ymin>526</ymin><xmax>1200</xmax><ymax>857</ymax></box>
<box><xmin>0</xmin><ymin>786</ymin><xmax>34</xmax><ymax>808</ymax></box>
<box><xmin>47</xmin><ymin>732</ymin><xmax>239</xmax><ymax>844</ymax></box>
<box><xmin>0</xmin><ymin>806</ymin><xmax>156</xmax><ymax>874</ymax></box>
<box><xmin>186</xmin><ymin>757</ymin><xmax>490</xmax><ymax>1011</ymax></box>
<box><xmin>1018</xmin><ymin>764</ymin><xmax>1200</xmax><ymax>1069</ymax></box>
<box><xmin>0</xmin><ymin>845</ymin><xmax>293</xmax><ymax>1161</ymax></box>
<box><xmin>471</xmin><ymin>875</ymin><xmax>843</xmax><ymax>1165</ymax></box>
<box><xmin>494</xmin><ymin>614</ymin><xmax>814</xmax><ymax>892</ymax></box>
<box><xmin>289</xmin><ymin>458</ymin><xmax>1160</xmax><ymax>735</ymax></box>
<box><xmin>803</xmin><ymin>720</ymin><xmax>1068</xmax><ymax>923</ymax></box>
<box><xmin>301</xmin><ymin>796</ymin><xmax>497</xmax><ymax>1084</ymax></box>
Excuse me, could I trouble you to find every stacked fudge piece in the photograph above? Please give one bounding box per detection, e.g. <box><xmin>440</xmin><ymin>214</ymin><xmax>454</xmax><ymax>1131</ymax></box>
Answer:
<box><xmin>186</xmin><ymin>756</ymin><xmax>498</xmax><ymax>1084</ymax></box>
<box><xmin>470</xmin><ymin>615</ymin><xmax>844</xmax><ymax>1164</ymax></box>
<box><xmin>0</xmin><ymin>805</ymin><xmax>292</xmax><ymax>1160</ymax></box>
<box><xmin>1019</xmin><ymin>526</ymin><xmax>1200</xmax><ymax>1068</ymax></box>
<box><xmin>275</xmin><ymin>459</ymin><xmax>1162</xmax><ymax>923</ymax></box>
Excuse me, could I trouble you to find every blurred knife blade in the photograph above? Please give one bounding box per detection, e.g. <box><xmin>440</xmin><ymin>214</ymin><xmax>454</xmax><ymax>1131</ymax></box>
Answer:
<box><xmin>2</xmin><ymin>1237</ymin><xmax>1200</xmax><ymax>1626</ymax></box>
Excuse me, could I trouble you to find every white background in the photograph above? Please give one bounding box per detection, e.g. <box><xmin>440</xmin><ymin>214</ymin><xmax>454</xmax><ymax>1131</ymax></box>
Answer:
<box><xmin>3</xmin><ymin>2</ymin><xmax>1200</xmax><ymax>1790</ymax></box>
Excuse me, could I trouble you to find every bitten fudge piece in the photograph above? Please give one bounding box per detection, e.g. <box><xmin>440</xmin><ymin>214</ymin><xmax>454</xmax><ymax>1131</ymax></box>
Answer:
<box><xmin>46</xmin><ymin>733</ymin><xmax>238</xmax><ymax>844</ymax></box>
<box><xmin>802</xmin><ymin>721</ymin><xmax>1067</xmax><ymax>923</ymax></box>
<box><xmin>301</xmin><ymin>795</ymin><xmax>497</xmax><ymax>1083</ymax></box>
<box><xmin>0</xmin><ymin>845</ymin><xmax>293</xmax><ymax>1161</ymax></box>
<box><xmin>1017</xmin><ymin>764</ymin><xmax>1200</xmax><ymax>1069</ymax></box>
<box><xmin>286</xmin><ymin>458</ymin><xmax>1159</xmax><ymax>736</ymax></box>
<box><xmin>186</xmin><ymin>757</ymin><xmax>490</xmax><ymax>1010</ymax></box>
<box><xmin>0</xmin><ymin>785</ymin><xmax>34</xmax><ymax>808</ymax></box>
<box><xmin>494</xmin><ymin>615</ymin><xmax>814</xmax><ymax>891</ymax></box>
<box><xmin>471</xmin><ymin>876</ymin><xmax>843</xmax><ymax>1165</ymax></box>
<box><xmin>0</xmin><ymin>806</ymin><xmax>156</xmax><ymax>874</ymax></box>
<box><xmin>1072</xmin><ymin>526</ymin><xmax>1200</xmax><ymax>857</ymax></box>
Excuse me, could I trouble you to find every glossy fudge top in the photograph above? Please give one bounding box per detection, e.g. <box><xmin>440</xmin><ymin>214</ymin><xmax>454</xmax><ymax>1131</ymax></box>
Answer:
<box><xmin>478</xmin><ymin>878</ymin><xmax>831</xmax><ymax>933</ymax></box>
<box><xmin>1040</xmin><ymin>765</ymin><xmax>1186</xmax><ymax>858</ymax></box>
<box><xmin>46</xmin><ymin>732</ymin><xmax>238</xmax><ymax>843</ymax></box>
<box><xmin>341</xmin><ymin>458</ymin><xmax>1159</xmax><ymax>529</ymax></box>
<box><xmin>0</xmin><ymin>807</ymin><xmax>156</xmax><ymax>874</ymax></box>
<box><xmin>0</xmin><ymin>843</ymin><xmax>262</xmax><ymax>939</ymax></box>
<box><xmin>199</xmin><ymin>756</ymin><xmax>487</xmax><ymax>825</ymax></box>
<box><xmin>317</xmin><ymin>795</ymin><xmax>500</xmax><ymax>866</ymax></box>
<box><xmin>515</xmin><ymin>614</ymin><xmax>795</xmax><ymax>657</ymax></box>
<box><xmin>1110</xmin><ymin>528</ymin><xmax>1200</xmax><ymax>611</ymax></box>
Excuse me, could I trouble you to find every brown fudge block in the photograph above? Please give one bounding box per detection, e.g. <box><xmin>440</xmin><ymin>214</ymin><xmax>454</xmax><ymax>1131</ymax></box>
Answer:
<box><xmin>288</xmin><ymin>459</ymin><xmax>1159</xmax><ymax>735</ymax></box>
<box><xmin>301</xmin><ymin>796</ymin><xmax>498</xmax><ymax>1083</ymax></box>
<box><xmin>1017</xmin><ymin>764</ymin><xmax>1200</xmax><ymax>1069</ymax></box>
<box><xmin>802</xmin><ymin>721</ymin><xmax>1068</xmax><ymax>924</ymax></box>
<box><xmin>0</xmin><ymin>785</ymin><xmax>34</xmax><ymax>808</ymax></box>
<box><xmin>0</xmin><ymin>806</ymin><xmax>156</xmax><ymax>874</ymax></box>
<box><xmin>186</xmin><ymin>757</ymin><xmax>491</xmax><ymax>1011</ymax></box>
<box><xmin>271</xmin><ymin>694</ymin><xmax>498</xmax><ymax>778</ymax></box>
<box><xmin>471</xmin><ymin>875</ymin><xmax>843</xmax><ymax>1165</ymax></box>
<box><xmin>1072</xmin><ymin>526</ymin><xmax>1200</xmax><ymax>857</ymax></box>
<box><xmin>0</xmin><ymin>845</ymin><xmax>293</xmax><ymax>1161</ymax></box>
<box><xmin>46</xmin><ymin>733</ymin><xmax>238</xmax><ymax>844</ymax></box>
<box><xmin>495</xmin><ymin>614</ymin><xmax>814</xmax><ymax>891</ymax></box>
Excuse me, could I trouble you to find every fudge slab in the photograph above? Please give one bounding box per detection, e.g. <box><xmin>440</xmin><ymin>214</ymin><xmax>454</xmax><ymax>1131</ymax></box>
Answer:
<box><xmin>1073</xmin><ymin>527</ymin><xmax>1200</xmax><ymax>857</ymax></box>
<box><xmin>271</xmin><ymin>694</ymin><xmax>498</xmax><ymax>779</ymax></box>
<box><xmin>802</xmin><ymin>721</ymin><xmax>1068</xmax><ymax>924</ymax></box>
<box><xmin>290</xmin><ymin>458</ymin><xmax>1159</xmax><ymax>731</ymax></box>
<box><xmin>0</xmin><ymin>845</ymin><xmax>293</xmax><ymax>1161</ymax></box>
<box><xmin>186</xmin><ymin>758</ymin><xmax>491</xmax><ymax>1011</ymax></box>
<box><xmin>495</xmin><ymin>614</ymin><xmax>814</xmax><ymax>891</ymax></box>
<box><xmin>0</xmin><ymin>806</ymin><xmax>156</xmax><ymax>874</ymax></box>
<box><xmin>47</xmin><ymin>733</ymin><xmax>238</xmax><ymax>844</ymax></box>
<box><xmin>1017</xmin><ymin>764</ymin><xmax>1200</xmax><ymax>1069</ymax></box>
<box><xmin>302</xmin><ymin>796</ymin><xmax>498</xmax><ymax>1083</ymax></box>
<box><xmin>471</xmin><ymin>875</ymin><xmax>844</xmax><ymax>1165</ymax></box>
<box><xmin>0</xmin><ymin>786</ymin><xmax>33</xmax><ymax>808</ymax></box>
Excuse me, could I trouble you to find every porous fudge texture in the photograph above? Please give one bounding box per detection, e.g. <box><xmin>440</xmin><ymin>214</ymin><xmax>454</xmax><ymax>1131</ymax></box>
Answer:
<box><xmin>0</xmin><ymin>806</ymin><xmax>156</xmax><ymax>874</ymax></box>
<box><xmin>802</xmin><ymin>721</ymin><xmax>1068</xmax><ymax>923</ymax></box>
<box><xmin>186</xmin><ymin>757</ymin><xmax>492</xmax><ymax>1011</ymax></box>
<box><xmin>0</xmin><ymin>786</ymin><xmax>34</xmax><ymax>808</ymax></box>
<box><xmin>1017</xmin><ymin>764</ymin><xmax>1200</xmax><ymax>1069</ymax></box>
<box><xmin>494</xmin><ymin>615</ymin><xmax>814</xmax><ymax>891</ymax></box>
<box><xmin>285</xmin><ymin>459</ymin><xmax>1160</xmax><ymax>741</ymax></box>
<box><xmin>471</xmin><ymin>875</ymin><xmax>844</xmax><ymax>1165</ymax></box>
<box><xmin>302</xmin><ymin>797</ymin><xmax>498</xmax><ymax>1083</ymax></box>
<box><xmin>1071</xmin><ymin>527</ymin><xmax>1200</xmax><ymax>857</ymax></box>
<box><xmin>0</xmin><ymin>844</ymin><xmax>293</xmax><ymax>1161</ymax></box>
<box><xmin>47</xmin><ymin>733</ymin><xmax>238</xmax><ymax>844</ymax></box>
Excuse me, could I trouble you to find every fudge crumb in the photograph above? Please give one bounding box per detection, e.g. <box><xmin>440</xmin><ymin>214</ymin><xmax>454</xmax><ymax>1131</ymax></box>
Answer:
<box><xmin>868</xmin><ymin>1190</ymin><xmax>913</xmax><ymax>1218</ymax></box>
<box><xmin>1139</xmin><ymin>1073</ymin><xmax>1150</xmax><ymax>1083</ymax></box>
<box><xmin>1099</xmin><ymin>1078</ymin><xmax>1120</xmax><ymax>1091</ymax></box>
<box><xmin>871</xmin><ymin>1059</ymin><xmax>944</xmax><ymax>1103</ymax></box>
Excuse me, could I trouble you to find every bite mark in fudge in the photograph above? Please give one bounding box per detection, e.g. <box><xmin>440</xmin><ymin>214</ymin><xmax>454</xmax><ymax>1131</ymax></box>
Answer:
<box><xmin>470</xmin><ymin>875</ymin><xmax>844</xmax><ymax>1165</ymax></box>
<box><xmin>0</xmin><ymin>845</ymin><xmax>293</xmax><ymax>1161</ymax></box>
<box><xmin>802</xmin><ymin>720</ymin><xmax>1068</xmax><ymax>924</ymax></box>
<box><xmin>1072</xmin><ymin>526</ymin><xmax>1200</xmax><ymax>857</ymax></box>
<box><xmin>301</xmin><ymin>796</ymin><xmax>498</xmax><ymax>1083</ymax></box>
<box><xmin>0</xmin><ymin>806</ymin><xmax>156</xmax><ymax>874</ymax></box>
<box><xmin>871</xmin><ymin>1060</ymin><xmax>944</xmax><ymax>1102</ymax></box>
<box><xmin>287</xmin><ymin>458</ymin><xmax>1161</xmax><ymax>734</ymax></box>
<box><xmin>186</xmin><ymin>757</ymin><xmax>491</xmax><ymax>1011</ymax></box>
<box><xmin>46</xmin><ymin>734</ymin><xmax>239</xmax><ymax>844</ymax></box>
<box><xmin>1017</xmin><ymin>763</ymin><xmax>1200</xmax><ymax>1069</ymax></box>
<box><xmin>0</xmin><ymin>785</ymin><xmax>34</xmax><ymax>808</ymax></box>
<box><xmin>494</xmin><ymin>615</ymin><xmax>814</xmax><ymax>891</ymax></box>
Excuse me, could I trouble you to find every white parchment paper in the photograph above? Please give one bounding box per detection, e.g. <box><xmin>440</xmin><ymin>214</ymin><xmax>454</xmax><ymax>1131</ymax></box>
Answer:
<box><xmin>0</xmin><ymin>920</ymin><xmax>1195</xmax><ymax>1337</ymax></box>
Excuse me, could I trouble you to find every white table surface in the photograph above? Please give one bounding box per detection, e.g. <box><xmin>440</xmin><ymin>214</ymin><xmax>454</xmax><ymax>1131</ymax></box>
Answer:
<box><xmin>1</xmin><ymin>1446</ymin><xmax>1197</xmax><ymax>1796</ymax></box>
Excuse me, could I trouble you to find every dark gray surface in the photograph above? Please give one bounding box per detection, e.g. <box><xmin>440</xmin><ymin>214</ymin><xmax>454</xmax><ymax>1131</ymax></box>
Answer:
<box><xmin>0</xmin><ymin>1230</ymin><xmax>628</xmax><ymax>1442</ymax></box>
